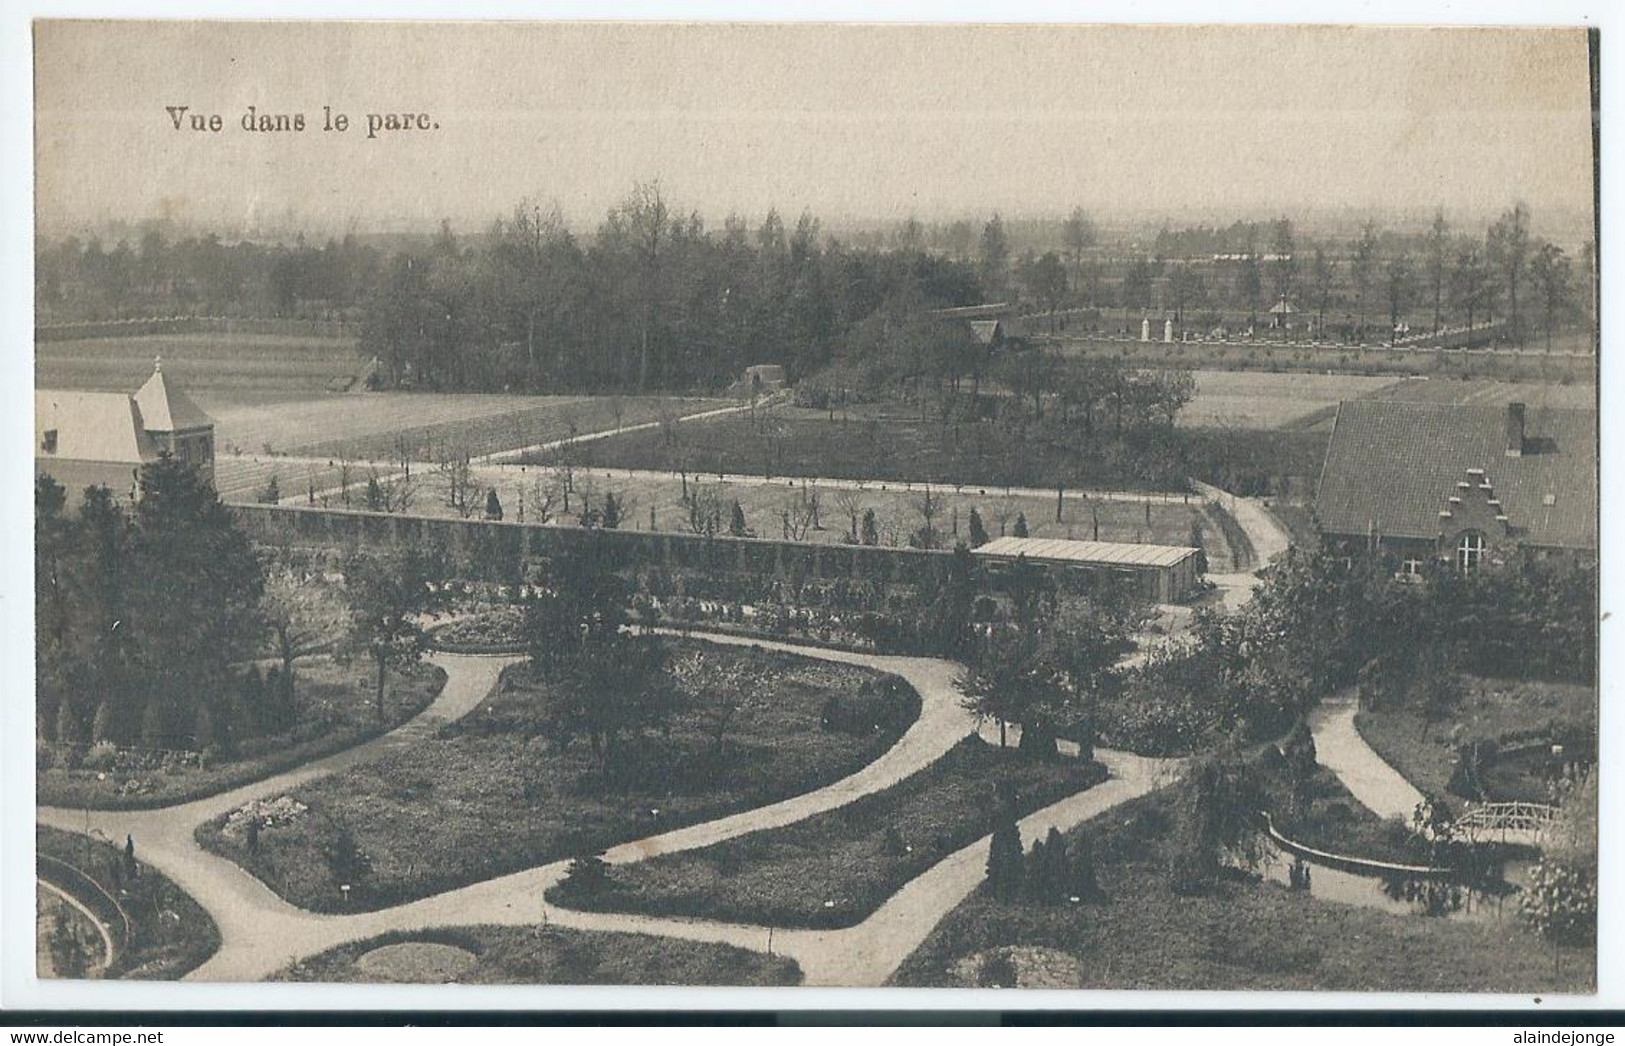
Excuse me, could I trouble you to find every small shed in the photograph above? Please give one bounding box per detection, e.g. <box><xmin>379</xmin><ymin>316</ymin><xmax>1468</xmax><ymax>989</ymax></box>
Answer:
<box><xmin>1268</xmin><ymin>297</ymin><xmax>1296</xmax><ymax>328</ymax></box>
<box><xmin>972</xmin><ymin>536</ymin><xmax>1204</xmax><ymax>604</ymax></box>
<box><xmin>741</xmin><ymin>364</ymin><xmax>787</xmax><ymax>391</ymax></box>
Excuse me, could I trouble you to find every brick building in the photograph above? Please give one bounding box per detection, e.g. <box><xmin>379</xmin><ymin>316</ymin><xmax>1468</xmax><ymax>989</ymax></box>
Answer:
<box><xmin>1314</xmin><ymin>399</ymin><xmax>1596</xmax><ymax>574</ymax></box>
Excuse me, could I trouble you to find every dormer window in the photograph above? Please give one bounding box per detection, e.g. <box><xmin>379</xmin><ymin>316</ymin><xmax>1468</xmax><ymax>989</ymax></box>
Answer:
<box><xmin>41</xmin><ymin>429</ymin><xmax>57</xmax><ymax>454</ymax></box>
<box><xmin>1543</xmin><ymin>493</ymin><xmax>1557</xmax><ymax>506</ymax></box>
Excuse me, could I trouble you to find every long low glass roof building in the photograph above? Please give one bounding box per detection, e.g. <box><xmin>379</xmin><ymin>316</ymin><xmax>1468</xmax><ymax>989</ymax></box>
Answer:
<box><xmin>971</xmin><ymin>536</ymin><xmax>1205</xmax><ymax>604</ymax></box>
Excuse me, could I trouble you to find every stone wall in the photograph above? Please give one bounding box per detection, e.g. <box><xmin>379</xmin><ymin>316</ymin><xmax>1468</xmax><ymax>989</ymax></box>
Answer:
<box><xmin>229</xmin><ymin>503</ymin><xmax>955</xmax><ymax>587</ymax></box>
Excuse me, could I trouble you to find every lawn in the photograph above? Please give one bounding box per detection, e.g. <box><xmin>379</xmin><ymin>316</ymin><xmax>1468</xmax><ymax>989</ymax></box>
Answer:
<box><xmin>550</xmin><ymin>737</ymin><xmax>1107</xmax><ymax>929</ymax></box>
<box><xmin>196</xmin><ymin>639</ymin><xmax>919</xmax><ymax>912</ymax></box>
<box><xmin>561</xmin><ymin>405</ymin><xmax>1187</xmax><ymax>492</ymax></box>
<box><xmin>38</xmin><ymin>659</ymin><xmax>446</xmax><ymax>810</ymax></box>
<box><xmin>37</xmin><ymin>826</ymin><xmax>220</xmax><ymax>980</ymax></box>
<box><xmin>270</xmin><ymin>924</ymin><xmax>800</xmax><ymax>985</ymax></box>
<box><xmin>284</xmin><ymin>394</ymin><xmax>730</xmax><ymax>463</ymax></box>
<box><xmin>1355</xmin><ymin>677</ymin><xmax>1597</xmax><ymax>803</ymax></box>
<box><xmin>1177</xmin><ymin>371</ymin><xmax>1397</xmax><ymax>429</ymax></box>
<box><xmin>890</xmin><ymin>784</ymin><xmax>1594</xmax><ymax>992</ymax></box>
<box><xmin>566</xmin><ymin>403</ymin><xmax>1335</xmax><ymax>504</ymax></box>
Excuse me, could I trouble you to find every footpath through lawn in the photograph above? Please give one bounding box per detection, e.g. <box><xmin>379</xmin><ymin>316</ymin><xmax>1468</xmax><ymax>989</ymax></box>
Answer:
<box><xmin>549</xmin><ymin>736</ymin><xmax>1107</xmax><ymax>929</ymax></box>
<box><xmin>890</xmin><ymin>784</ymin><xmax>1594</xmax><ymax>992</ymax></box>
<box><xmin>196</xmin><ymin>639</ymin><xmax>920</xmax><ymax>913</ymax></box>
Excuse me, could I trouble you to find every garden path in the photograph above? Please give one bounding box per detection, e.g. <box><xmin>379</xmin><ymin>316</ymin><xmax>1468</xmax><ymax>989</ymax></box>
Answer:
<box><xmin>37</xmin><ymin>633</ymin><xmax>1173</xmax><ymax>986</ymax></box>
<box><xmin>38</xmin><ymin>476</ymin><xmax>1276</xmax><ymax>986</ymax></box>
<box><xmin>36</xmin><ymin>635</ymin><xmax>973</xmax><ymax>982</ymax></box>
<box><xmin>1308</xmin><ymin>694</ymin><xmax>1426</xmax><ymax>822</ymax></box>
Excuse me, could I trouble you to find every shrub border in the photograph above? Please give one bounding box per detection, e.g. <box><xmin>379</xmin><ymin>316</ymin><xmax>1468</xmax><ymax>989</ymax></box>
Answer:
<box><xmin>37</xmin><ymin>666</ymin><xmax>448</xmax><ymax>812</ymax></box>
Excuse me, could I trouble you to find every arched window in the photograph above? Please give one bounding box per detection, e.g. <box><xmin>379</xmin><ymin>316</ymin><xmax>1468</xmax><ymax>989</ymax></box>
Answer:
<box><xmin>1456</xmin><ymin>531</ymin><xmax>1485</xmax><ymax>572</ymax></box>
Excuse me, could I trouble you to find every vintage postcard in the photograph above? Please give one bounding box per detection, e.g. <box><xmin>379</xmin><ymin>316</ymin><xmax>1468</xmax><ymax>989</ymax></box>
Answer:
<box><xmin>25</xmin><ymin>20</ymin><xmax>1598</xmax><ymax>996</ymax></box>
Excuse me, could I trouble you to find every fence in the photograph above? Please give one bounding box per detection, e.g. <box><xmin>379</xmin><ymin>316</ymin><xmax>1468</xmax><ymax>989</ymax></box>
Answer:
<box><xmin>37</xmin><ymin>852</ymin><xmax>134</xmax><ymax>973</ymax></box>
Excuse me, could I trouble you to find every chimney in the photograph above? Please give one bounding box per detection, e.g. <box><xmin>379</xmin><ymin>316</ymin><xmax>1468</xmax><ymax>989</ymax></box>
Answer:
<box><xmin>1505</xmin><ymin>402</ymin><xmax>1525</xmax><ymax>457</ymax></box>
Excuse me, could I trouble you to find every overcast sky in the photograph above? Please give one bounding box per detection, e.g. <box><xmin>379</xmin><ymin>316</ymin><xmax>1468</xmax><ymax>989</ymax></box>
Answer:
<box><xmin>35</xmin><ymin>21</ymin><xmax>1596</xmax><ymax>237</ymax></box>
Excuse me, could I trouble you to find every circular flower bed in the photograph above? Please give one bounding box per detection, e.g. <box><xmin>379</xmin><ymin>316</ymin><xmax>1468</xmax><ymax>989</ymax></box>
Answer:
<box><xmin>354</xmin><ymin>941</ymin><xmax>478</xmax><ymax>983</ymax></box>
<box><xmin>428</xmin><ymin>607</ymin><xmax>527</xmax><ymax>653</ymax></box>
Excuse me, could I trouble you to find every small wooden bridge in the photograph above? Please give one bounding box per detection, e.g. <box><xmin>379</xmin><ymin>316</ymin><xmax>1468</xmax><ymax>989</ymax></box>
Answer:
<box><xmin>1450</xmin><ymin>801</ymin><xmax>1560</xmax><ymax>848</ymax></box>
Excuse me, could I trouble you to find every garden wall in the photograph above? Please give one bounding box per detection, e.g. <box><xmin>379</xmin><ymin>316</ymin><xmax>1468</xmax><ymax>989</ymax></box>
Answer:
<box><xmin>230</xmin><ymin>503</ymin><xmax>956</xmax><ymax>588</ymax></box>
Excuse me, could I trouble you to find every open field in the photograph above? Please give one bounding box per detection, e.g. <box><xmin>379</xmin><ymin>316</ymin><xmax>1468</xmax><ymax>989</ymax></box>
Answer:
<box><xmin>197</xmin><ymin>640</ymin><xmax>916</xmax><ymax>912</ymax></box>
<box><xmin>1178</xmin><ymin>371</ymin><xmax>1397</xmax><ymax>429</ymax></box>
<box><xmin>890</xmin><ymin>785</ymin><xmax>1593</xmax><ymax>992</ymax></box>
<box><xmin>271</xmin><ymin>924</ymin><xmax>801</xmax><ymax>985</ymax></box>
<box><xmin>563</xmin><ymin>405</ymin><xmax>1189</xmax><ymax>492</ymax></box>
<box><xmin>36</xmin><ymin>333</ymin><xmax>360</xmax><ymax>394</ymax></box>
<box><xmin>552</xmin><ymin>737</ymin><xmax>1107</xmax><ymax>929</ymax></box>
<box><xmin>203</xmin><ymin>393</ymin><xmax>731</xmax><ymax>459</ymax></box>
<box><xmin>1049</xmin><ymin>337</ymin><xmax>1597</xmax><ymax>383</ymax></box>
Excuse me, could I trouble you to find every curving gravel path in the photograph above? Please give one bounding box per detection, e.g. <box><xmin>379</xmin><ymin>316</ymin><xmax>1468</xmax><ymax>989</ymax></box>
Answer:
<box><xmin>36</xmin><ymin>632</ymin><xmax>1173</xmax><ymax>986</ymax></box>
<box><xmin>1307</xmin><ymin>694</ymin><xmax>1425</xmax><ymax>822</ymax></box>
<box><xmin>38</xmin><ymin>475</ymin><xmax>1286</xmax><ymax>986</ymax></box>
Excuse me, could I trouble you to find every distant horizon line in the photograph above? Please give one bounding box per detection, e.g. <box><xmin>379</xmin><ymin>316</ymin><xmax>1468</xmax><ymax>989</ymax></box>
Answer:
<box><xmin>37</xmin><ymin>198</ymin><xmax>1598</xmax><ymax>246</ymax></box>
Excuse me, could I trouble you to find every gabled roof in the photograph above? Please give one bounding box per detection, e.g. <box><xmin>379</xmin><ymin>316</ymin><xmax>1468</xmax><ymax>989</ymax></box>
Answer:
<box><xmin>930</xmin><ymin>302</ymin><xmax>1012</xmax><ymax>320</ymax></box>
<box><xmin>974</xmin><ymin>536</ymin><xmax>1200</xmax><ymax>569</ymax></box>
<box><xmin>1315</xmin><ymin>400</ymin><xmax>1596</xmax><ymax>550</ymax></box>
<box><xmin>968</xmin><ymin>320</ymin><xmax>1004</xmax><ymax>346</ymax></box>
<box><xmin>35</xmin><ymin>390</ymin><xmax>158</xmax><ymax>464</ymax></box>
<box><xmin>134</xmin><ymin>367</ymin><xmax>213</xmax><ymax>432</ymax></box>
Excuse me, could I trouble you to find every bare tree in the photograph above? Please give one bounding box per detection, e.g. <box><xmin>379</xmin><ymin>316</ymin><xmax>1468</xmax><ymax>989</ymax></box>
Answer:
<box><xmin>336</xmin><ymin>456</ymin><xmax>355</xmax><ymax>507</ymax></box>
<box><xmin>686</xmin><ymin>484</ymin><xmax>724</xmax><ymax>537</ymax></box>
<box><xmin>525</xmin><ymin>471</ymin><xmax>561</xmax><ymax>524</ymax></box>
<box><xmin>912</xmin><ymin>486</ymin><xmax>944</xmax><ymax>549</ymax></box>
<box><xmin>991</xmin><ymin>496</ymin><xmax>1018</xmax><ymax>538</ymax></box>
<box><xmin>781</xmin><ymin>487</ymin><xmax>818</xmax><ymax>541</ymax></box>
<box><xmin>833</xmin><ymin>487</ymin><xmax>866</xmax><ymax>542</ymax></box>
<box><xmin>436</xmin><ymin>447</ymin><xmax>481</xmax><ymax>518</ymax></box>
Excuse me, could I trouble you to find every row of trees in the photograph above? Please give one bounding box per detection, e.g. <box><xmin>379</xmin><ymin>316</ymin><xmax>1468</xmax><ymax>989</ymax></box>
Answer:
<box><xmin>358</xmin><ymin>189</ymin><xmax>988</xmax><ymax>394</ymax></box>
<box><xmin>1103</xmin><ymin>207</ymin><xmax>1588</xmax><ymax>348</ymax></box>
<box><xmin>36</xmin><ymin>461</ymin><xmax>265</xmax><ymax>754</ymax></box>
<box><xmin>36</xmin><ymin>456</ymin><xmax>450</xmax><ymax>756</ymax></box>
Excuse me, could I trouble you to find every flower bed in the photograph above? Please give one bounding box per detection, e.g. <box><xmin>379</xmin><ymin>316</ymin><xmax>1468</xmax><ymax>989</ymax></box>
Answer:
<box><xmin>428</xmin><ymin>607</ymin><xmax>528</xmax><ymax>653</ymax></box>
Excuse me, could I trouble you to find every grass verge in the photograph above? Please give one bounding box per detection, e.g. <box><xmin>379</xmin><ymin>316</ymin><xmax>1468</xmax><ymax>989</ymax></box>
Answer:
<box><xmin>196</xmin><ymin>640</ymin><xmax>919</xmax><ymax>912</ymax></box>
<box><xmin>268</xmin><ymin>924</ymin><xmax>800</xmax><ymax>985</ymax></box>
<box><xmin>1354</xmin><ymin>677</ymin><xmax>1596</xmax><ymax>801</ymax></box>
<box><xmin>550</xmin><ymin>737</ymin><xmax>1107</xmax><ymax>929</ymax></box>
<box><xmin>890</xmin><ymin>782</ymin><xmax>1593</xmax><ymax>992</ymax></box>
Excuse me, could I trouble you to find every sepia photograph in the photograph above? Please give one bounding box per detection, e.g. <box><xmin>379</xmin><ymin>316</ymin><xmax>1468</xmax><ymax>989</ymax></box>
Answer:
<box><xmin>19</xmin><ymin>18</ymin><xmax>1601</xmax><ymax>1001</ymax></box>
